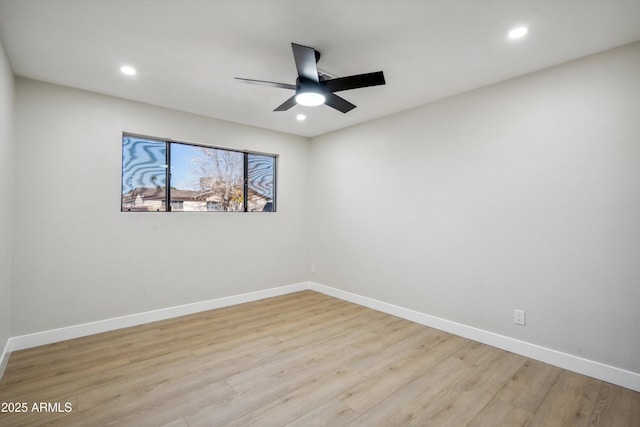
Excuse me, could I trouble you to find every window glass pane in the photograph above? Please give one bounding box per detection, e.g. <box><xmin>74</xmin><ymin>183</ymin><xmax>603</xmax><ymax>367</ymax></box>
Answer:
<box><xmin>121</xmin><ymin>136</ymin><xmax>167</xmax><ymax>211</ymax></box>
<box><xmin>170</xmin><ymin>143</ymin><xmax>244</xmax><ymax>212</ymax></box>
<box><xmin>248</xmin><ymin>153</ymin><xmax>276</xmax><ymax>212</ymax></box>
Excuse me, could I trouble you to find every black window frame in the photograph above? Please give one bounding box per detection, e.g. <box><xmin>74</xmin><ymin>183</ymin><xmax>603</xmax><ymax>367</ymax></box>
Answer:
<box><xmin>121</xmin><ymin>132</ymin><xmax>277</xmax><ymax>213</ymax></box>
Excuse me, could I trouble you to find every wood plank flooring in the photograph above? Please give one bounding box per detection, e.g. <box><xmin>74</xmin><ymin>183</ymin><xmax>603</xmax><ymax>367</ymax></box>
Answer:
<box><xmin>0</xmin><ymin>290</ymin><xmax>638</xmax><ymax>426</ymax></box>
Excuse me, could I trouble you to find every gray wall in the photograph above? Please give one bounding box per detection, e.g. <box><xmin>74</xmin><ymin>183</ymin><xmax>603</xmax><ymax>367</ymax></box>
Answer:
<box><xmin>12</xmin><ymin>79</ymin><xmax>310</xmax><ymax>335</ymax></box>
<box><xmin>309</xmin><ymin>42</ymin><xmax>640</xmax><ymax>373</ymax></box>
<box><xmin>0</xmin><ymin>36</ymin><xmax>15</xmax><ymax>356</ymax></box>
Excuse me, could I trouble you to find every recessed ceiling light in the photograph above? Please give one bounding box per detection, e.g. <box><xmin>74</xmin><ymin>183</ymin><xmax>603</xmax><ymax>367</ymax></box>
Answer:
<box><xmin>508</xmin><ymin>26</ymin><xmax>528</xmax><ymax>40</ymax></box>
<box><xmin>296</xmin><ymin>114</ymin><xmax>306</xmax><ymax>121</ymax></box>
<box><xmin>120</xmin><ymin>65</ymin><xmax>136</xmax><ymax>76</ymax></box>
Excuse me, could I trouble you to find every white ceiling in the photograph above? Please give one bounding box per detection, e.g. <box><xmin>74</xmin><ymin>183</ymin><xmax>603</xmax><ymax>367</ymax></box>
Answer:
<box><xmin>1</xmin><ymin>0</ymin><xmax>639</xmax><ymax>138</ymax></box>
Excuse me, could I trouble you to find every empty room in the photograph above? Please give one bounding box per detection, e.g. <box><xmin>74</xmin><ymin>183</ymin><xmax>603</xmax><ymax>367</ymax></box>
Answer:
<box><xmin>1</xmin><ymin>0</ymin><xmax>639</xmax><ymax>425</ymax></box>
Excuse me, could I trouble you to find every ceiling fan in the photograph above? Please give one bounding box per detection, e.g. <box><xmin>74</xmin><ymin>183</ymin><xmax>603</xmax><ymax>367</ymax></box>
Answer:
<box><xmin>236</xmin><ymin>43</ymin><xmax>386</xmax><ymax>113</ymax></box>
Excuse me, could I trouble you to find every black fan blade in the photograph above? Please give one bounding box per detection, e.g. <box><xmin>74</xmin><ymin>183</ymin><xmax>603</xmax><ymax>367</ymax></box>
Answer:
<box><xmin>292</xmin><ymin>43</ymin><xmax>319</xmax><ymax>83</ymax></box>
<box><xmin>274</xmin><ymin>95</ymin><xmax>297</xmax><ymax>112</ymax></box>
<box><xmin>322</xmin><ymin>71</ymin><xmax>385</xmax><ymax>93</ymax></box>
<box><xmin>235</xmin><ymin>78</ymin><xmax>296</xmax><ymax>90</ymax></box>
<box><xmin>325</xmin><ymin>93</ymin><xmax>356</xmax><ymax>113</ymax></box>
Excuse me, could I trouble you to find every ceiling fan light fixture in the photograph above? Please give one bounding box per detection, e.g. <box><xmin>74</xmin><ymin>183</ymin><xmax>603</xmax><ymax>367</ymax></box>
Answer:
<box><xmin>295</xmin><ymin>91</ymin><xmax>325</xmax><ymax>107</ymax></box>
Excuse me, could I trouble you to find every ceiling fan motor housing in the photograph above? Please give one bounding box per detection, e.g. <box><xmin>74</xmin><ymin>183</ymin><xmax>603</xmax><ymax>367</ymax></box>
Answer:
<box><xmin>296</xmin><ymin>78</ymin><xmax>325</xmax><ymax>95</ymax></box>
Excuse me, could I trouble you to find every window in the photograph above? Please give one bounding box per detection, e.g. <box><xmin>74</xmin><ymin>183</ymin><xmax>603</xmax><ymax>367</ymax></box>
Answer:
<box><xmin>121</xmin><ymin>134</ymin><xmax>277</xmax><ymax>212</ymax></box>
<box><xmin>170</xmin><ymin>200</ymin><xmax>184</xmax><ymax>211</ymax></box>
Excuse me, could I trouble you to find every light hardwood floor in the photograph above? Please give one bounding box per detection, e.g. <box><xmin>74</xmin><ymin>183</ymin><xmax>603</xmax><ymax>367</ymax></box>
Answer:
<box><xmin>1</xmin><ymin>290</ymin><xmax>638</xmax><ymax>426</ymax></box>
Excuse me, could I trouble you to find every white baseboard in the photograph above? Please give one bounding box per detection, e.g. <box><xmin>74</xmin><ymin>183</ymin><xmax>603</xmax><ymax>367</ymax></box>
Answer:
<box><xmin>7</xmin><ymin>282</ymin><xmax>308</xmax><ymax>353</ymax></box>
<box><xmin>4</xmin><ymin>280</ymin><xmax>638</xmax><ymax>392</ymax></box>
<box><xmin>308</xmin><ymin>282</ymin><xmax>640</xmax><ymax>392</ymax></box>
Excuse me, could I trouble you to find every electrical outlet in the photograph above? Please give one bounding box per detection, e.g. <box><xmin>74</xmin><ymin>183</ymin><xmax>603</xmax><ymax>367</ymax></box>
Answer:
<box><xmin>514</xmin><ymin>309</ymin><xmax>525</xmax><ymax>326</ymax></box>
<box><xmin>311</xmin><ymin>264</ymin><xmax>316</xmax><ymax>273</ymax></box>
